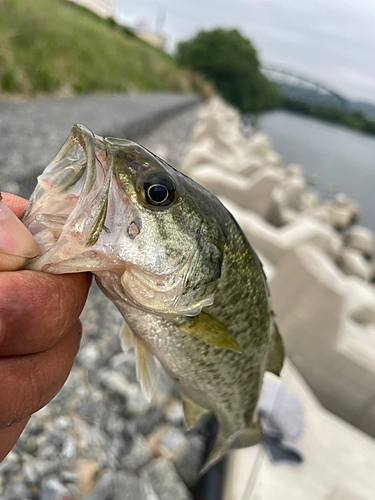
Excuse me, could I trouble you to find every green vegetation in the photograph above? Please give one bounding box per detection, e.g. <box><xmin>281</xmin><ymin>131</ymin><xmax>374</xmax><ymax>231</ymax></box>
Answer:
<box><xmin>282</xmin><ymin>99</ymin><xmax>375</xmax><ymax>136</ymax></box>
<box><xmin>0</xmin><ymin>0</ymin><xmax>204</xmax><ymax>96</ymax></box>
<box><xmin>176</xmin><ymin>28</ymin><xmax>280</xmax><ymax>114</ymax></box>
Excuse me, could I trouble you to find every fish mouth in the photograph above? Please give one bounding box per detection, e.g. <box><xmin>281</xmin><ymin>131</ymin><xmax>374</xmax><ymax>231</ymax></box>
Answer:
<box><xmin>22</xmin><ymin>124</ymin><xmax>123</xmax><ymax>273</ymax></box>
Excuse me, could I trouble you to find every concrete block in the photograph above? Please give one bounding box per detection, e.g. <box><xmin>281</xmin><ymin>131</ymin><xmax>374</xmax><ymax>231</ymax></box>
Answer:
<box><xmin>193</xmin><ymin>166</ymin><xmax>284</xmax><ymax>218</ymax></box>
<box><xmin>281</xmin><ymin>177</ymin><xmax>306</xmax><ymax>211</ymax></box>
<box><xmin>300</xmin><ymin>190</ymin><xmax>320</xmax><ymax>211</ymax></box>
<box><xmin>344</xmin><ymin>225</ymin><xmax>374</xmax><ymax>257</ymax></box>
<box><xmin>337</xmin><ymin>247</ymin><xmax>372</xmax><ymax>281</ymax></box>
<box><xmin>345</xmin><ymin>277</ymin><xmax>375</xmax><ymax>324</ymax></box>
<box><xmin>304</xmin><ymin>204</ymin><xmax>331</xmax><ymax>224</ymax></box>
<box><xmin>327</xmin><ymin>194</ymin><xmax>360</xmax><ymax>230</ymax></box>
<box><xmin>269</xmin><ymin>244</ymin><xmax>375</xmax><ymax>434</ymax></box>
<box><xmin>220</xmin><ymin>198</ymin><xmax>343</xmax><ymax>264</ymax></box>
<box><xmin>223</xmin><ymin>361</ymin><xmax>375</xmax><ymax>500</ymax></box>
<box><xmin>254</xmin><ymin>250</ymin><xmax>276</xmax><ymax>281</ymax></box>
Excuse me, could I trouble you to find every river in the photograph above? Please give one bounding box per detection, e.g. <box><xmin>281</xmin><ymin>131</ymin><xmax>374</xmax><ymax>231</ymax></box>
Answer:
<box><xmin>258</xmin><ymin>110</ymin><xmax>375</xmax><ymax>231</ymax></box>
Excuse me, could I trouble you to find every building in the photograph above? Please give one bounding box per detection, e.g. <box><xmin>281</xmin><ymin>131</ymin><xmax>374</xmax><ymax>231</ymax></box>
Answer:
<box><xmin>67</xmin><ymin>0</ymin><xmax>113</xmax><ymax>19</ymax></box>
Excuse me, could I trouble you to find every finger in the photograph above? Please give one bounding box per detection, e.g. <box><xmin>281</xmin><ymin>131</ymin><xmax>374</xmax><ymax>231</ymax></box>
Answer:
<box><xmin>0</xmin><ymin>194</ymin><xmax>39</xmax><ymax>271</ymax></box>
<box><xmin>0</xmin><ymin>270</ymin><xmax>91</xmax><ymax>356</ymax></box>
<box><xmin>0</xmin><ymin>417</ymin><xmax>30</xmax><ymax>463</ymax></box>
<box><xmin>0</xmin><ymin>320</ymin><xmax>82</xmax><ymax>429</ymax></box>
<box><xmin>1</xmin><ymin>193</ymin><xmax>27</xmax><ymax>217</ymax></box>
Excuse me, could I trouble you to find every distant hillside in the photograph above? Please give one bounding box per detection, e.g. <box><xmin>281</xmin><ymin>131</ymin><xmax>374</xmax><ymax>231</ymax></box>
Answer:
<box><xmin>277</xmin><ymin>82</ymin><xmax>375</xmax><ymax>120</ymax></box>
<box><xmin>274</xmin><ymin>82</ymin><xmax>375</xmax><ymax>135</ymax></box>
<box><xmin>0</xmin><ymin>0</ymin><xmax>205</xmax><ymax>97</ymax></box>
<box><xmin>347</xmin><ymin>101</ymin><xmax>375</xmax><ymax>120</ymax></box>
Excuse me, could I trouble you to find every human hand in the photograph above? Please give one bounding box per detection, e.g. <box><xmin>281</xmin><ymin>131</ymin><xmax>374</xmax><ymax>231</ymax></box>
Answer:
<box><xmin>0</xmin><ymin>193</ymin><xmax>91</xmax><ymax>461</ymax></box>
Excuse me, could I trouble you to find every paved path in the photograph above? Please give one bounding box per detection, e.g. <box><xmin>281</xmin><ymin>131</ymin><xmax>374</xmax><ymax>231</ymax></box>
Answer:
<box><xmin>0</xmin><ymin>92</ymin><xmax>199</xmax><ymax>197</ymax></box>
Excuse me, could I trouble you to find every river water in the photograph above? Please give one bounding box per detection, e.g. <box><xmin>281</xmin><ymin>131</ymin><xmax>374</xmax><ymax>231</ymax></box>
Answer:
<box><xmin>258</xmin><ymin>110</ymin><xmax>375</xmax><ymax>231</ymax></box>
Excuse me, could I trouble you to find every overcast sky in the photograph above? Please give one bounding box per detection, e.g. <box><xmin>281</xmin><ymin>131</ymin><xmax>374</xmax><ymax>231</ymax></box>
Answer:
<box><xmin>114</xmin><ymin>0</ymin><xmax>375</xmax><ymax>103</ymax></box>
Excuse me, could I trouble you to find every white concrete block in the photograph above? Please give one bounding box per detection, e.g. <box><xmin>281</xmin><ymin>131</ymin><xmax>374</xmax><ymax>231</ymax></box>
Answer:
<box><xmin>345</xmin><ymin>277</ymin><xmax>375</xmax><ymax>324</ymax></box>
<box><xmin>304</xmin><ymin>204</ymin><xmax>331</xmax><ymax>224</ymax></box>
<box><xmin>300</xmin><ymin>190</ymin><xmax>320</xmax><ymax>211</ymax></box>
<box><xmin>269</xmin><ymin>244</ymin><xmax>375</xmax><ymax>433</ymax></box>
<box><xmin>253</xmin><ymin>250</ymin><xmax>276</xmax><ymax>281</ymax></box>
<box><xmin>220</xmin><ymin>198</ymin><xmax>343</xmax><ymax>264</ymax></box>
<box><xmin>327</xmin><ymin>194</ymin><xmax>360</xmax><ymax>230</ymax></box>
<box><xmin>338</xmin><ymin>247</ymin><xmax>372</xmax><ymax>281</ymax></box>
<box><xmin>193</xmin><ymin>166</ymin><xmax>283</xmax><ymax>218</ymax></box>
<box><xmin>345</xmin><ymin>225</ymin><xmax>374</xmax><ymax>257</ymax></box>
<box><xmin>223</xmin><ymin>360</ymin><xmax>375</xmax><ymax>500</ymax></box>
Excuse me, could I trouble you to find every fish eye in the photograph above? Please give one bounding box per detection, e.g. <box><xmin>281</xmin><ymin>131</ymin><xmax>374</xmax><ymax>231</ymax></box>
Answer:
<box><xmin>143</xmin><ymin>173</ymin><xmax>175</xmax><ymax>207</ymax></box>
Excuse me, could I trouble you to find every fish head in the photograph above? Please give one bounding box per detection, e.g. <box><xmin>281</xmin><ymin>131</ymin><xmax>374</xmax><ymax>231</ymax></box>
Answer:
<box><xmin>23</xmin><ymin>124</ymin><xmax>225</xmax><ymax>317</ymax></box>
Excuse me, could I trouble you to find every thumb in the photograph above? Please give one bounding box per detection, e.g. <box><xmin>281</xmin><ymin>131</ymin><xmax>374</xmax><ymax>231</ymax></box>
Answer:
<box><xmin>0</xmin><ymin>193</ymin><xmax>40</xmax><ymax>271</ymax></box>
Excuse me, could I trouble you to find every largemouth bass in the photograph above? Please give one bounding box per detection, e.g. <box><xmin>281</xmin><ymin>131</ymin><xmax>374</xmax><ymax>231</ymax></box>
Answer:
<box><xmin>21</xmin><ymin>124</ymin><xmax>284</xmax><ymax>471</ymax></box>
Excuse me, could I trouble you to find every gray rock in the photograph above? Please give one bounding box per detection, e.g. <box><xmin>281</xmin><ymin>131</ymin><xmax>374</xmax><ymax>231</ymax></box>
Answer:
<box><xmin>38</xmin><ymin>443</ymin><xmax>59</xmax><ymax>461</ymax></box>
<box><xmin>121</xmin><ymin>435</ymin><xmax>153</xmax><ymax>471</ymax></box>
<box><xmin>98</xmin><ymin>369</ymin><xmax>150</xmax><ymax>416</ymax></box>
<box><xmin>136</xmin><ymin>409</ymin><xmax>165</xmax><ymax>436</ymax></box>
<box><xmin>148</xmin><ymin>425</ymin><xmax>187</xmax><ymax>461</ymax></box>
<box><xmin>0</xmin><ymin>452</ymin><xmax>21</xmax><ymax>475</ymax></box>
<box><xmin>34</xmin><ymin>460</ymin><xmax>62</xmax><ymax>479</ymax></box>
<box><xmin>174</xmin><ymin>435</ymin><xmax>205</xmax><ymax>487</ymax></box>
<box><xmin>81</xmin><ymin>471</ymin><xmax>114</xmax><ymax>500</ymax></box>
<box><xmin>2</xmin><ymin>482</ymin><xmax>32</xmax><ymax>500</ymax></box>
<box><xmin>23</xmin><ymin>462</ymin><xmax>38</xmax><ymax>484</ymax></box>
<box><xmin>40</xmin><ymin>477</ymin><xmax>71</xmax><ymax>500</ymax></box>
<box><xmin>61</xmin><ymin>437</ymin><xmax>77</xmax><ymax>460</ymax></box>
<box><xmin>60</xmin><ymin>471</ymin><xmax>79</xmax><ymax>483</ymax></box>
<box><xmin>164</xmin><ymin>399</ymin><xmax>184</xmax><ymax>425</ymax></box>
<box><xmin>141</xmin><ymin>458</ymin><xmax>193</xmax><ymax>500</ymax></box>
<box><xmin>114</xmin><ymin>471</ymin><xmax>159</xmax><ymax>500</ymax></box>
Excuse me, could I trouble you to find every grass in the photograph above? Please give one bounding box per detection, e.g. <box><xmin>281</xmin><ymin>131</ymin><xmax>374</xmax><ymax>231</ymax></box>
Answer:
<box><xmin>0</xmin><ymin>0</ymin><xmax>207</xmax><ymax>97</ymax></box>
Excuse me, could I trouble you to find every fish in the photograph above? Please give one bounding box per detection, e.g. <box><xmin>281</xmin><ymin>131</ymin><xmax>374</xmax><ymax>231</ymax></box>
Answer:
<box><xmin>21</xmin><ymin>124</ymin><xmax>284</xmax><ymax>472</ymax></box>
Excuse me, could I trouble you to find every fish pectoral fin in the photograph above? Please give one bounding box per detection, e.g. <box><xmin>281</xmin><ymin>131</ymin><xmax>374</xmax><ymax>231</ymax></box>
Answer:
<box><xmin>200</xmin><ymin>428</ymin><xmax>232</xmax><ymax>474</ymax></box>
<box><xmin>231</xmin><ymin>420</ymin><xmax>263</xmax><ymax>449</ymax></box>
<box><xmin>182</xmin><ymin>395</ymin><xmax>208</xmax><ymax>430</ymax></box>
<box><xmin>134</xmin><ymin>335</ymin><xmax>159</xmax><ymax>402</ymax></box>
<box><xmin>119</xmin><ymin>320</ymin><xmax>134</xmax><ymax>354</ymax></box>
<box><xmin>179</xmin><ymin>312</ymin><xmax>241</xmax><ymax>353</ymax></box>
<box><xmin>266</xmin><ymin>322</ymin><xmax>284</xmax><ymax>376</ymax></box>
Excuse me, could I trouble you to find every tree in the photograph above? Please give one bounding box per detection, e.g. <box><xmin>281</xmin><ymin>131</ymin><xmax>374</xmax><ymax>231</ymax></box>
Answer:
<box><xmin>176</xmin><ymin>28</ymin><xmax>279</xmax><ymax>113</ymax></box>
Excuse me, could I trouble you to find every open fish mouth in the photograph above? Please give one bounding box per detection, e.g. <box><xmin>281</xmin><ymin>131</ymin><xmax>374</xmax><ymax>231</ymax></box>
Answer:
<box><xmin>22</xmin><ymin>124</ymin><xmax>211</xmax><ymax>318</ymax></box>
<box><xmin>22</xmin><ymin>124</ymin><xmax>123</xmax><ymax>274</ymax></box>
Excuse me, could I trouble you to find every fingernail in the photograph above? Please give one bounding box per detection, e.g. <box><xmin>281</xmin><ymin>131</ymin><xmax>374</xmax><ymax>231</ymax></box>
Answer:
<box><xmin>0</xmin><ymin>196</ymin><xmax>40</xmax><ymax>260</ymax></box>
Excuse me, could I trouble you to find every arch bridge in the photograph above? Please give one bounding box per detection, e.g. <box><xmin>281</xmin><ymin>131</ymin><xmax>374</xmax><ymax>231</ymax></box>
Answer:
<box><xmin>262</xmin><ymin>66</ymin><xmax>349</xmax><ymax>110</ymax></box>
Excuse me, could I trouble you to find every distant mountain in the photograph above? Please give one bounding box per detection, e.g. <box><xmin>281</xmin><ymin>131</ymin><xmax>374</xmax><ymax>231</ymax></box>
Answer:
<box><xmin>276</xmin><ymin>82</ymin><xmax>375</xmax><ymax>120</ymax></box>
<box><xmin>347</xmin><ymin>101</ymin><xmax>375</xmax><ymax>120</ymax></box>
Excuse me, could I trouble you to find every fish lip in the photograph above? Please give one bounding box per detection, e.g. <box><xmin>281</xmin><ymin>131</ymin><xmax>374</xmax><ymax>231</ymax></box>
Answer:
<box><xmin>23</xmin><ymin>124</ymin><xmax>117</xmax><ymax>271</ymax></box>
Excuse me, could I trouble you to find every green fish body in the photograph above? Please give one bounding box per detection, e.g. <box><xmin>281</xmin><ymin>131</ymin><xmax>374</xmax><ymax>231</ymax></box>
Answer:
<box><xmin>22</xmin><ymin>124</ymin><xmax>283</xmax><ymax>471</ymax></box>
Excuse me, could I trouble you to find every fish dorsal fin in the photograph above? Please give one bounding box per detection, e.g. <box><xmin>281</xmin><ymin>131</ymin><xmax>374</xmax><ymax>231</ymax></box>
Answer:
<box><xmin>179</xmin><ymin>312</ymin><xmax>241</xmax><ymax>353</ymax></box>
<box><xmin>182</xmin><ymin>395</ymin><xmax>208</xmax><ymax>430</ymax></box>
<box><xmin>266</xmin><ymin>322</ymin><xmax>284</xmax><ymax>376</ymax></box>
<box><xmin>119</xmin><ymin>320</ymin><xmax>134</xmax><ymax>354</ymax></box>
<box><xmin>134</xmin><ymin>335</ymin><xmax>159</xmax><ymax>401</ymax></box>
